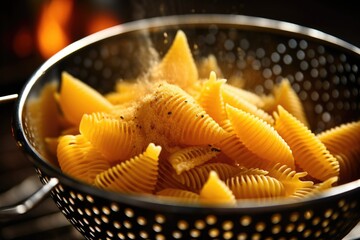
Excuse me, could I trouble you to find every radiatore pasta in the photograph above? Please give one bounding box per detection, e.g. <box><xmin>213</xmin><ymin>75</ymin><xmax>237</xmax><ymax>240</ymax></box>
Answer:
<box><xmin>30</xmin><ymin>29</ymin><xmax>360</xmax><ymax>205</ymax></box>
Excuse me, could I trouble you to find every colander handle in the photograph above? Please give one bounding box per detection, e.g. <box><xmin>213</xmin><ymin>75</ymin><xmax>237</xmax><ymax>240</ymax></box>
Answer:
<box><xmin>0</xmin><ymin>94</ymin><xmax>60</xmax><ymax>217</ymax></box>
<box><xmin>0</xmin><ymin>94</ymin><xmax>19</xmax><ymax>103</ymax></box>
<box><xmin>0</xmin><ymin>178</ymin><xmax>60</xmax><ymax>216</ymax></box>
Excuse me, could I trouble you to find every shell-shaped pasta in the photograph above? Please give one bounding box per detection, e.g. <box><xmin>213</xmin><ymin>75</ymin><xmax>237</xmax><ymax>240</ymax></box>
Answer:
<box><xmin>169</xmin><ymin>145</ymin><xmax>220</xmax><ymax>175</ymax></box>
<box><xmin>197</xmin><ymin>71</ymin><xmax>228</xmax><ymax>127</ymax></box>
<box><xmin>199</xmin><ymin>171</ymin><xmax>236</xmax><ymax>204</ymax></box>
<box><xmin>317</xmin><ymin>121</ymin><xmax>360</xmax><ymax>155</ymax></box>
<box><xmin>226</xmin><ymin>104</ymin><xmax>294</xmax><ymax>169</ymax></box>
<box><xmin>334</xmin><ymin>153</ymin><xmax>360</xmax><ymax>184</ymax></box>
<box><xmin>222</xmin><ymin>88</ymin><xmax>274</xmax><ymax>125</ymax></box>
<box><xmin>57</xmin><ymin>135</ymin><xmax>111</xmax><ymax>184</ymax></box>
<box><xmin>140</xmin><ymin>83</ymin><xmax>229</xmax><ymax>146</ymax></box>
<box><xmin>150</xmin><ymin>30</ymin><xmax>198</xmax><ymax>89</ymax></box>
<box><xmin>266</xmin><ymin>163</ymin><xmax>314</xmax><ymax>196</ymax></box>
<box><xmin>176</xmin><ymin>163</ymin><xmax>240</xmax><ymax>191</ymax></box>
<box><xmin>27</xmin><ymin>82</ymin><xmax>62</xmax><ymax>165</ymax></box>
<box><xmin>94</xmin><ymin>143</ymin><xmax>161</xmax><ymax>194</ymax></box>
<box><xmin>79</xmin><ymin>112</ymin><xmax>135</xmax><ymax>163</ymax></box>
<box><xmin>218</xmin><ymin>133</ymin><xmax>267</xmax><ymax>169</ymax></box>
<box><xmin>226</xmin><ymin>174</ymin><xmax>285</xmax><ymax>199</ymax></box>
<box><xmin>266</xmin><ymin>79</ymin><xmax>309</xmax><ymax>127</ymax></box>
<box><xmin>155</xmin><ymin>158</ymin><xmax>191</xmax><ymax>192</ymax></box>
<box><xmin>291</xmin><ymin>177</ymin><xmax>338</xmax><ymax>199</ymax></box>
<box><xmin>156</xmin><ymin>188</ymin><xmax>200</xmax><ymax>203</ymax></box>
<box><xmin>222</xmin><ymin>83</ymin><xmax>264</xmax><ymax>108</ymax></box>
<box><xmin>197</xmin><ymin>54</ymin><xmax>223</xmax><ymax>79</ymax></box>
<box><xmin>318</xmin><ymin>124</ymin><xmax>360</xmax><ymax>183</ymax></box>
<box><xmin>58</xmin><ymin>71</ymin><xmax>113</xmax><ymax>125</ymax></box>
<box><xmin>274</xmin><ymin>106</ymin><xmax>339</xmax><ymax>181</ymax></box>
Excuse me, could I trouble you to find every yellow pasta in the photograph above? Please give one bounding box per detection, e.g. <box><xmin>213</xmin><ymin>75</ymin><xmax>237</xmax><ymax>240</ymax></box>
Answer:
<box><xmin>155</xmin><ymin>158</ymin><xmax>192</xmax><ymax>192</ymax></box>
<box><xmin>197</xmin><ymin>54</ymin><xmax>223</xmax><ymax>79</ymax></box>
<box><xmin>226</xmin><ymin>174</ymin><xmax>285</xmax><ymax>200</ymax></box>
<box><xmin>150</xmin><ymin>30</ymin><xmax>198</xmax><ymax>89</ymax></box>
<box><xmin>176</xmin><ymin>163</ymin><xmax>240</xmax><ymax>191</ymax></box>
<box><xmin>199</xmin><ymin>171</ymin><xmax>236</xmax><ymax>204</ymax></box>
<box><xmin>139</xmin><ymin>82</ymin><xmax>229</xmax><ymax>146</ymax></box>
<box><xmin>218</xmin><ymin>133</ymin><xmax>267</xmax><ymax>169</ymax></box>
<box><xmin>222</xmin><ymin>83</ymin><xmax>265</xmax><ymax>108</ymax></box>
<box><xmin>94</xmin><ymin>143</ymin><xmax>161</xmax><ymax>194</ymax></box>
<box><xmin>156</xmin><ymin>188</ymin><xmax>199</xmax><ymax>203</ymax></box>
<box><xmin>197</xmin><ymin>71</ymin><xmax>228</xmax><ymax>127</ymax></box>
<box><xmin>226</xmin><ymin>104</ymin><xmax>295</xmax><ymax>169</ymax></box>
<box><xmin>57</xmin><ymin>135</ymin><xmax>111</xmax><ymax>184</ymax></box>
<box><xmin>222</xmin><ymin>87</ymin><xmax>274</xmax><ymax>125</ymax></box>
<box><xmin>58</xmin><ymin>71</ymin><xmax>113</xmax><ymax>125</ymax></box>
<box><xmin>168</xmin><ymin>145</ymin><xmax>220</xmax><ymax>175</ymax></box>
<box><xmin>317</xmin><ymin>121</ymin><xmax>360</xmax><ymax>183</ymax></box>
<box><xmin>44</xmin><ymin>29</ymin><xmax>360</xmax><ymax>204</ymax></box>
<box><xmin>274</xmin><ymin>106</ymin><xmax>339</xmax><ymax>181</ymax></box>
<box><xmin>79</xmin><ymin>112</ymin><xmax>135</xmax><ymax>163</ymax></box>
<box><xmin>264</xmin><ymin>79</ymin><xmax>309</xmax><ymax>127</ymax></box>
<box><xmin>265</xmin><ymin>163</ymin><xmax>314</xmax><ymax>196</ymax></box>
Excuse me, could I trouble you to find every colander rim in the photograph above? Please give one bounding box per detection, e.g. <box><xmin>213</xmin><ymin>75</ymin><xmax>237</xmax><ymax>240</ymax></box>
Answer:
<box><xmin>13</xmin><ymin>14</ymin><xmax>360</xmax><ymax>211</ymax></box>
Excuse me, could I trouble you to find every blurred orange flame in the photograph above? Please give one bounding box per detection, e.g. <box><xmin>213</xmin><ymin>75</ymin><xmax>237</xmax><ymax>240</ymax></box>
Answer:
<box><xmin>36</xmin><ymin>0</ymin><xmax>73</xmax><ymax>59</ymax></box>
<box><xmin>87</xmin><ymin>12</ymin><xmax>120</xmax><ymax>35</ymax></box>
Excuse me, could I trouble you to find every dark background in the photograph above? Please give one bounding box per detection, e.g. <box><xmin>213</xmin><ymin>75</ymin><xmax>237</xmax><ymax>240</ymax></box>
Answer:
<box><xmin>1</xmin><ymin>0</ymin><xmax>359</xmax><ymax>95</ymax></box>
<box><xmin>1</xmin><ymin>1</ymin><xmax>359</xmax><ymax>239</ymax></box>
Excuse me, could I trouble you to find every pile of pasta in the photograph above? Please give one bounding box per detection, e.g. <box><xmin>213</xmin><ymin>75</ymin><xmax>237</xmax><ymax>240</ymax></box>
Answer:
<box><xmin>33</xmin><ymin>30</ymin><xmax>360</xmax><ymax>204</ymax></box>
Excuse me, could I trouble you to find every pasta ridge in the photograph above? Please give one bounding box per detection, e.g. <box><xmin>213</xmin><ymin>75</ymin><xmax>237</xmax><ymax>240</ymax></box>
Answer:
<box><xmin>57</xmin><ymin>135</ymin><xmax>110</xmax><ymax>184</ymax></box>
<box><xmin>274</xmin><ymin>106</ymin><xmax>339</xmax><ymax>181</ymax></box>
<box><xmin>226</xmin><ymin>104</ymin><xmax>294</xmax><ymax>169</ymax></box>
<box><xmin>79</xmin><ymin>112</ymin><xmax>135</xmax><ymax>163</ymax></box>
<box><xmin>226</xmin><ymin>174</ymin><xmax>285</xmax><ymax>199</ymax></box>
<box><xmin>169</xmin><ymin>145</ymin><xmax>220</xmax><ymax>175</ymax></box>
<box><xmin>94</xmin><ymin>143</ymin><xmax>161</xmax><ymax>194</ymax></box>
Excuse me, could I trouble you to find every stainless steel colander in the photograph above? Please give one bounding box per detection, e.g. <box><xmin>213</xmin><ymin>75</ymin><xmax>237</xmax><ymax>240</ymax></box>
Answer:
<box><xmin>1</xmin><ymin>15</ymin><xmax>360</xmax><ymax>239</ymax></box>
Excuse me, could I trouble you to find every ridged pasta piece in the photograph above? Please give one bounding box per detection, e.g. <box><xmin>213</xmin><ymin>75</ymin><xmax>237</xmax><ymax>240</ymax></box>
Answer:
<box><xmin>222</xmin><ymin>83</ymin><xmax>264</xmax><ymax>108</ymax></box>
<box><xmin>291</xmin><ymin>177</ymin><xmax>338</xmax><ymax>199</ymax></box>
<box><xmin>155</xmin><ymin>158</ymin><xmax>191</xmax><ymax>192</ymax></box>
<box><xmin>58</xmin><ymin>71</ymin><xmax>113</xmax><ymax>125</ymax></box>
<box><xmin>235</xmin><ymin>167</ymin><xmax>269</xmax><ymax>176</ymax></box>
<box><xmin>27</xmin><ymin>82</ymin><xmax>62</xmax><ymax>165</ymax></box>
<box><xmin>197</xmin><ymin>54</ymin><xmax>223</xmax><ymax>79</ymax></box>
<box><xmin>317</xmin><ymin>121</ymin><xmax>360</xmax><ymax>183</ymax></box>
<box><xmin>199</xmin><ymin>171</ymin><xmax>236</xmax><ymax>204</ymax></box>
<box><xmin>57</xmin><ymin>135</ymin><xmax>110</xmax><ymax>184</ymax></box>
<box><xmin>140</xmin><ymin>83</ymin><xmax>229</xmax><ymax>146</ymax></box>
<box><xmin>334</xmin><ymin>153</ymin><xmax>360</xmax><ymax>184</ymax></box>
<box><xmin>222</xmin><ymin>88</ymin><xmax>274</xmax><ymax>125</ymax></box>
<box><xmin>150</xmin><ymin>30</ymin><xmax>198</xmax><ymax>89</ymax></box>
<box><xmin>265</xmin><ymin>163</ymin><xmax>314</xmax><ymax>196</ymax></box>
<box><xmin>197</xmin><ymin>71</ymin><xmax>228</xmax><ymax>127</ymax></box>
<box><xmin>218</xmin><ymin>133</ymin><xmax>268</xmax><ymax>169</ymax></box>
<box><xmin>265</xmin><ymin>79</ymin><xmax>309</xmax><ymax>127</ymax></box>
<box><xmin>79</xmin><ymin>112</ymin><xmax>135</xmax><ymax>163</ymax></box>
<box><xmin>169</xmin><ymin>145</ymin><xmax>220</xmax><ymax>175</ymax></box>
<box><xmin>274</xmin><ymin>106</ymin><xmax>339</xmax><ymax>181</ymax></box>
<box><xmin>317</xmin><ymin>121</ymin><xmax>360</xmax><ymax>152</ymax></box>
<box><xmin>94</xmin><ymin>143</ymin><xmax>161</xmax><ymax>194</ymax></box>
<box><xmin>176</xmin><ymin>163</ymin><xmax>240</xmax><ymax>191</ymax></box>
<box><xmin>226</xmin><ymin>104</ymin><xmax>295</xmax><ymax>169</ymax></box>
<box><xmin>226</xmin><ymin>174</ymin><xmax>285</xmax><ymax>199</ymax></box>
<box><xmin>156</xmin><ymin>188</ymin><xmax>200</xmax><ymax>203</ymax></box>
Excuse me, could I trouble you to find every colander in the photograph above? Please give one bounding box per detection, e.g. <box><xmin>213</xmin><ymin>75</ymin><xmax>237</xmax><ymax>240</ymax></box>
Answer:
<box><xmin>1</xmin><ymin>14</ymin><xmax>360</xmax><ymax>240</ymax></box>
